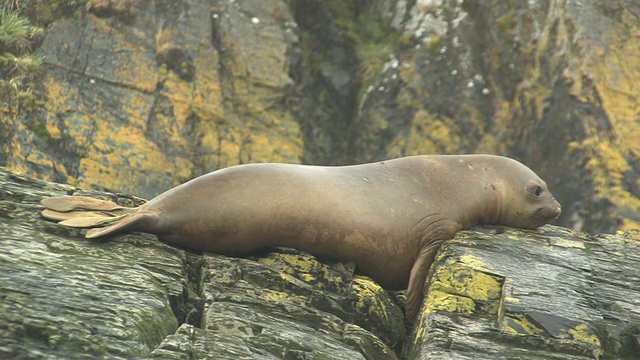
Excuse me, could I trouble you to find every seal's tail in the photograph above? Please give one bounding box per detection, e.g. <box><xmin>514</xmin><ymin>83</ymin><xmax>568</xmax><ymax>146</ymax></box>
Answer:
<box><xmin>41</xmin><ymin>196</ymin><xmax>139</xmax><ymax>238</ymax></box>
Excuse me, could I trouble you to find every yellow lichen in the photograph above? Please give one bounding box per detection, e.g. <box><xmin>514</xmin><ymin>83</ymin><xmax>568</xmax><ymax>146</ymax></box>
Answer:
<box><xmin>191</xmin><ymin>45</ymin><xmax>225</xmax><ymax>120</ymax></box>
<box><xmin>423</xmin><ymin>289</ymin><xmax>475</xmax><ymax>314</ymax></box>
<box><xmin>423</xmin><ymin>254</ymin><xmax>503</xmax><ymax>317</ymax></box>
<box><xmin>260</xmin><ymin>290</ymin><xmax>291</xmax><ymax>302</ymax></box>
<box><xmin>3</xmin><ymin>75</ymin><xmax>77</xmax><ymax>181</ymax></box>
<box><xmin>458</xmin><ymin>255</ymin><xmax>490</xmax><ymax>272</ymax></box>
<box><xmin>504</xmin><ymin>315</ymin><xmax>545</xmax><ymax>335</ymax></box>
<box><xmin>431</xmin><ymin>259</ymin><xmax>502</xmax><ymax>303</ymax></box>
<box><xmin>258</xmin><ymin>252</ymin><xmax>320</xmax><ymax>284</ymax></box>
<box><xmin>569</xmin><ymin>136</ymin><xmax>640</xmax><ymax>231</ymax></box>
<box><xmin>350</xmin><ymin>277</ymin><xmax>392</xmax><ymax>319</ymax></box>
<box><xmin>562</xmin><ymin>10</ymin><xmax>640</xmax><ymax>232</ymax></box>
<box><xmin>281</xmin><ymin>253</ymin><xmax>317</xmax><ymax>273</ymax></box>
<box><xmin>403</xmin><ymin>110</ymin><xmax>462</xmax><ymax>155</ymax></box>
<box><xmin>568</xmin><ymin>323</ymin><xmax>603</xmax><ymax>358</ymax></box>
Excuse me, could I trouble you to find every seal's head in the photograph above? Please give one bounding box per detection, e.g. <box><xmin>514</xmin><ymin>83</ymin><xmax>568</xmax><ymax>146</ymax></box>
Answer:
<box><xmin>491</xmin><ymin>157</ymin><xmax>562</xmax><ymax>229</ymax></box>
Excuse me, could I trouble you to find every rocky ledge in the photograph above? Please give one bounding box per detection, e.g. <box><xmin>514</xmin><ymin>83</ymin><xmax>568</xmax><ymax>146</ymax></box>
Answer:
<box><xmin>1</xmin><ymin>167</ymin><xmax>639</xmax><ymax>359</ymax></box>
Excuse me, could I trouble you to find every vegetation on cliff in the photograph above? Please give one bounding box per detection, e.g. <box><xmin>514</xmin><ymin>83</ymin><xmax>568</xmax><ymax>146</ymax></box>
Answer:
<box><xmin>0</xmin><ymin>4</ymin><xmax>43</xmax><ymax>110</ymax></box>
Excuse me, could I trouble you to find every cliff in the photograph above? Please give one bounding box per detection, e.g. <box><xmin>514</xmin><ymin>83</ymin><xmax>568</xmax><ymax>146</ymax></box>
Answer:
<box><xmin>1</xmin><ymin>0</ymin><xmax>640</xmax><ymax>358</ymax></box>
<box><xmin>1</xmin><ymin>0</ymin><xmax>639</xmax><ymax>234</ymax></box>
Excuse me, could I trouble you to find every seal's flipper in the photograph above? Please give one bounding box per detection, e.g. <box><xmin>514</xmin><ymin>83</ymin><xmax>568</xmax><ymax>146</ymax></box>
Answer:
<box><xmin>59</xmin><ymin>214</ymin><xmax>126</xmax><ymax>228</ymax></box>
<box><xmin>406</xmin><ymin>244</ymin><xmax>439</xmax><ymax>319</ymax></box>
<box><xmin>41</xmin><ymin>195</ymin><xmax>147</xmax><ymax>238</ymax></box>
<box><xmin>41</xmin><ymin>209</ymin><xmax>116</xmax><ymax>222</ymax></box>
<box><xmin>85</xmin><ymin>212</ymin><xmax>152</xmax><ymax>238</ymax></box>
<box><xmin>41</xmin><ymin>196</ymin><xmax>125</xmax><ymax>212</ymax></box>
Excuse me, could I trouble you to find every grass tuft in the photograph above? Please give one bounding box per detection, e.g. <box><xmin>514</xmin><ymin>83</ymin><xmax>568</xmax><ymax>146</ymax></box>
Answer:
<box><xmin>0</xmin><ymin>7</ymin><xmax>43</xmax><ymax>53</ymax></box>
<box><xmin>0</xmin><ymin>3</ymin><xmax>45</xmax><ymax>111</ymax></box>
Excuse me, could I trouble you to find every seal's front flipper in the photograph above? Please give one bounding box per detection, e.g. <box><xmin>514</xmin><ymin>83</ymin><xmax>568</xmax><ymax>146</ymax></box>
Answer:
<box><xmin>41</xmin><ymin>196</ymin><xmax>125</xmax><ymax>212</ymax></box>
<box><xmin>406</xmin><ymin>245</ymin><xmax>439</xmax><ymax>319</ymax></box>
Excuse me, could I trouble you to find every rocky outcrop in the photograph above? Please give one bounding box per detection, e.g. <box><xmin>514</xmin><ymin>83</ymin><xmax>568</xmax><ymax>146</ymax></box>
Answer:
<box><xmin>2</xmin><ymin>0</ymin><xmax>303</xmax><ymax>199</ymax></box>
<box><xmin>0</xmin><ymin>167</ymin><xmax>403</xmax><ymax>359</ymax></box>
<box><xmin>2</xmin><ymin>0</ymin><xmax>640</xmax><ymax>358</ymax></box>
<box><xmin>3</xmin><ymin>167</ymin><xmax>640</xmax><ymax>359</ymax></box>
<box><xmin>410</xmin><ymin>225</ymin><xmax>640</xmax><ymax>359</ymax></box>
<box><xmin>349</xmin><ymin>0</ymin><xmax>640</xmax><ymax>235</ymax></box>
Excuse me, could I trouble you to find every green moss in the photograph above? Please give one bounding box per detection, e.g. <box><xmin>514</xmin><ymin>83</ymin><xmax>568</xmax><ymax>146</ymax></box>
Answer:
<box><xmin>495</xmin><ymin>11</ymin><xmax>517</xmax><ymax>40</ymax></box>
<box><xmin>33</xmin><ymin>0</ymin><xmax>91</xmax><ymax>26</ymax></box>
<box><xmin>426</xmin><ymin>35</ymin><xmax>444</xmax><ymax>56</ymax></box>
<box><xmin>358</xmin><ymin>42</ymin><xmax>393</xmax><ymax>86</ymax></box>
<box><xmin>29</xmin><ymin>118</ymin><xmax>52</xmax><ymax>143</ymax></box>
<box><xmin>35</xmin><ymin>4</ymin><xmax>55</xmax><ymax>24</ymax></box>
<box><xmin>8</xmin><ymin>52</ymin><xmax>42</xmax><ymax>73</ymax></box>
<box><xmin>298</xmin><ymin>29</ymin><xmax>324</xmax><ymax>74</ymax></box>
<box><xmin>317</xmin><ymin>89</ymin><xmax>338</xmax><ymax>120</ymax></box>
<box><xmin>327</xmin><ymin>1</ymin><xmax>400</xmax><ymax>90</ymax></box>
<box><xmin>296</xmin><ymin>4</ymin><xmax>401</xmax><ymax>158</ymax></box>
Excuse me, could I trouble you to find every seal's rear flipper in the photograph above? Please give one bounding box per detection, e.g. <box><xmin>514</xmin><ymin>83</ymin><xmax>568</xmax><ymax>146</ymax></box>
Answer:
<box><xmin>85</xmin><ymin>213</ymin><xmax>151</xmax><ymax>238</ymax></box>
<box><xmin>41</xmin><ymin>195</ymin><xmax>143</xmax><ymax>238</ymax></box>
<box><xmin>41</xmin><ymin>196</ymin><xmax>126</xmax><ymax>212</ymax></box>
<box><xmin>59</xmin><ymin>214</ymin><xmax>126</xmax><ymax>228</ymax></box>
<box><xmin>41</xmin><ymin>208</ymin><xmax>115</xmax><ymax>222</ymax></box>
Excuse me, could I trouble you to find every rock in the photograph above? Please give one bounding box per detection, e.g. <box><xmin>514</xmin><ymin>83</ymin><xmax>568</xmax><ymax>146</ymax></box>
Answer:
<box><xmin>0</xmin><ymin>166</ymin><xmax>402</xmax><ymax>359</ymax></box>
<box><xmin>2</xmin><ymin>0</ymin><xmax>303</xmax><ymax>200</ymax></box>
<box><xmin>2</xmin><ymin>1</ymin><xmax>640</xmax><ymax>356</ymax></box>
<box><xmin>406</xmin><ymin>225</ymin><xmax>640</xmax><ymax>359</ymax></box>
<box><xmin>3</xmin><ymin>166</ymin><xmax>640</xmax><ymax>358</ymax></box>
<box><xmin>349</xmin><ymin>0</ymin><xmax>640</xmax><ymax>235</ymax></box>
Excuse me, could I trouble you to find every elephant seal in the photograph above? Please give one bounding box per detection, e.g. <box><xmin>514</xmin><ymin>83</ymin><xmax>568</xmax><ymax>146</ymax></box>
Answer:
<box><xmin>41</xmin><ymin>155</ymin><xmax>561</xmax><ymax>318</ymax></box>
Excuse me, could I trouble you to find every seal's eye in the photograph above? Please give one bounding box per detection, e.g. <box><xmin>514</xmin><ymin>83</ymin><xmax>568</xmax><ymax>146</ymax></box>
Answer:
<box><xmin>528</xmin><ymin>185</ymin><xmax>543</xmax><ymax>197</ymax></box>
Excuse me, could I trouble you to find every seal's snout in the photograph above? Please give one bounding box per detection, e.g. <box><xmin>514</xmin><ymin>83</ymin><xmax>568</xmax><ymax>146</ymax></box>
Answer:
<box><xmin>551</xmin><ymin>198</ymin><xmax>562</xmax><ymax>219</ymax></box>
<box><xmin>554</xmin><ymin>204</ymin><xmax>562</xmax><ymax>219</ymax></box>
<box><xmin>534</xmin><ymin>197</ymin><xmax>562</xmax><ymax>226</ymax></box>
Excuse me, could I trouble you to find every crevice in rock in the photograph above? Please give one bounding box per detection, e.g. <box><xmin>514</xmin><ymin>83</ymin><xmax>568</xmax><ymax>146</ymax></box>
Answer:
<box><xmin>290</xmin><ymin>0</ymin><xmax>360</xmax><ymax>165</ymax></box>
<box><xmin>180</xmin><ymin>251</ymin><xmax>206</xmax><ymax>327</ymax></box>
